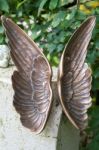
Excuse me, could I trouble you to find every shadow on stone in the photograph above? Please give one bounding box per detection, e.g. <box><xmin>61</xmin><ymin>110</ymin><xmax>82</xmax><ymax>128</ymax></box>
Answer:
<box><xmin>56</xmin><ymin>113</ymin><xmax>80</xmax><ymax>150</ymax></box>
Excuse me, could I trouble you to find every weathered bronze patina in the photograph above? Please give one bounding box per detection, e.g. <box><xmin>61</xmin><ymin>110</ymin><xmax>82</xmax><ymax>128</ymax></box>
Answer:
<box><xmin>2</xmin><ymin>16</ymin><xmax>52</xmax><ymax>134</ymax></box>
<box><xmin>58</xmin><ymin>16</ymin><xmax>96</xmax><ymax>130</ymax></box>
<box><xmin>2</xmin><ymin>16</ymin><xmax>95</xmax><ymax>133</ymax></box>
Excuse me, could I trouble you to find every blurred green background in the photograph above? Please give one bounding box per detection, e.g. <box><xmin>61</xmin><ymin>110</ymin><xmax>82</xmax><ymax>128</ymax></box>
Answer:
<box><xmin>0</xmin><ymin>0</ymin><xmax>99</xmax><ymax>149</ymax></box>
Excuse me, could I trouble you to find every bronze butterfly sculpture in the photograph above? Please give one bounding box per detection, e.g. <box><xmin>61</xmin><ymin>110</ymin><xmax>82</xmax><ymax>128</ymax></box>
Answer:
<box><xmin>1</xmin><ymin>16</ymin><xmax>96</xmax><ymax>134</ymax></box>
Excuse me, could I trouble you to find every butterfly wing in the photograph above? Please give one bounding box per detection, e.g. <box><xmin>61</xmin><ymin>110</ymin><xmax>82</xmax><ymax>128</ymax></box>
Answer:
<box><xmin>2</xmin><ymin>16</ymin><xmax>52</xmax><ymax>134</ymax></box>
<box><xmin>58</xmin><ymin>16</ymin><xmax>96</xmax><ymax>130</ymax></box>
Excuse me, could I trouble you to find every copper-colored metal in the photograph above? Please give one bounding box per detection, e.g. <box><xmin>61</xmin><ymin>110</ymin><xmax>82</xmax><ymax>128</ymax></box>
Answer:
<box><xmin>58</xmin><ymin>16</ymin><xmax>96</xmax><ymax>130</ymax></box>
<box><xmin>1</xmin><ymin>16</ymin><xmax>52</xmax><ymax>134</ymax></box>
<box><xmin>2</xmin><ymin>16</ymin><xmax>96</xmax><ymax>132</ymax></box>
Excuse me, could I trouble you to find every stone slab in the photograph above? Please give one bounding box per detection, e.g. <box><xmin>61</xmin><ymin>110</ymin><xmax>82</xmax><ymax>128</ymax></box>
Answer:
<box><xmin>0</xmin><ymin>67</ymin><xmax>80</xmax><ymax>150</ymax></box>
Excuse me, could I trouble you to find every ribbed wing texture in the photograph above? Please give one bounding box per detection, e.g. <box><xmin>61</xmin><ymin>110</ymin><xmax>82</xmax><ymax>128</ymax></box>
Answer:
<box><xmin>2</xmin><ymin>16</ymin><xmax>52</xmax><ymax>134</ymax></box>
<box><xmin>58</xmin><ymin>17</ymin><xmax>96</xmax><ymax>130</ymax></box>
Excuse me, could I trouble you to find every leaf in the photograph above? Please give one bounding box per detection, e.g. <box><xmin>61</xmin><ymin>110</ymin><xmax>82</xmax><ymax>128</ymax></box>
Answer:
<box><xmin>66</xmin><ymin>8</ymin><xmax>76</xmax><ymax>20</ymax></box>
<box><xmin>47</xmin><ymin>53</ymin><xmax>51</xmax><ymax>61</ymax></box>
<box><xmin>85</xmin><ymin>106</ymin><xmax>99</xmax><ymax>150</ymax></box>
<box><xmin>53</xmin><ymin>56</ymin><xmax>59</xmax><ymax>65</ymax></box>
<box><xmin>0</xmin><ymin>34</ymin><xmax>4</xmax><ymax>43</ymax></box>
<box><xmin>38</xmin><ymin>0</ymin><xmax>48</xmax><ymax>16</ymax></box>
<box><xmin>75</xmin><ymin>10</ymin><xmax>86</xmax><ymax>20</ymax></box>
<box><xmin>95</xmin><ymin>39</ymin><xmax>99</xmax><ymax>48</ymax></box>
<box><xmin>0</xmin><ymin>0</ymin><xmax>9</xmax><ymax>12</ymax></box>
<box><xmin>86</xmin><ymin>1</ymin><xmax>99</xmax><ymax>9</ymax></box>
<box><xmin>58</xmin><ymin>0</ymin><xmax>74</xmax><ymax>7</ymax></box>
<box><xmin>95</xmin><ymin>7</ymin><xmax>99</xmax><ymax>14</ymax></box>
<box><xmin>31</xmin><ymin>30</ymin><xmax>41</xmax><ymax>40</ymax></box>
<box><xmin>93</xmin><ymin>78</ymin><xmax>99</xmax><ymax>90</ymax></box>
<box><xmin>52</xmin><ymin>11</ymin><xmax>66</xmax><ymax>27</ymax></box>
<box><xmin>59</xmin><ymin>31</ymin><xmax>65</xmax><ymax>42</ymax></box>
<box><xmin>0</xmin><ymin>26</ymin><xmax>4</xmax><ymax>34</ymax></box>
<box><xmin>89</xmin><ymin>106</ymin><xmax>99</xmax><ymax>128</ymax></box>
<box><xmin>93</xmin><ymin>68</ymin><xmax>99</xmax><ymax>78</ymax></box>
<box><xmin>49</xmin><ymin>0</ymin><xmax>58</xmax><ymax>10</ymax></box>
<box><xmin>47</xmin><ymin>33</ymin><xmax>53</xmax><ymax>42</ymax></box>
<box><xmin>57</xmin><ymin>44</ymin><xmax>64</xmax><ymax>52</ymax></box>
<box><xmin>79</xmin><ymin>4</ymin><xmax>92</xmax><ymax>14</ymax></box>
<box><xmin>87</xmin><ymin>50</ymin><xmax>97</xmax><ymax>64</ymax></box>
<box><xmin>47</xmin><ymin>43</ymin><xmax>56</xmax><ymax>53</ymax></box>
<box><xmin>16</xmin><ymin>0</ymin><xmax>27</xmax><ymax>9</ymax></box>
<box><xmin>86</xmin><ymin>137</ymin><xmax>99</xmax><ymax>150</ymax></box>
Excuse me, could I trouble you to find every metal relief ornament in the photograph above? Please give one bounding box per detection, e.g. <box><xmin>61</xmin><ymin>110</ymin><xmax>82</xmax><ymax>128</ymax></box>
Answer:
<box><xmin>1</xmin><ymin>16</ymin><xmax>52</xmax><ymax>134</ymax></box>
<box><xmin>58</xmin><ymin>16</ymin><xmax>96</xmax><ymax>130</ymax></box>
<box><xmin>1</xmin><ymin>16</ymin><xmax>95</xmax><ymax>133</ymax></box>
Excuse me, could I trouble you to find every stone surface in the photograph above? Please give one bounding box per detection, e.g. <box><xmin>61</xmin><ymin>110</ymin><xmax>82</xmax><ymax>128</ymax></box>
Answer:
<box><xmin>0</xmin><ymin>45</ymin><xmax>10</xmax><ymax>68</ymax></box>
<box><xmin>0</xmin><ymin>67</ymin><xmax>80</xmax><ymax>150</ymax></box>
<box><xmin>0</xmin><ymin>45</ymin><xmax>14</xmax><ymax>68</ymax></box>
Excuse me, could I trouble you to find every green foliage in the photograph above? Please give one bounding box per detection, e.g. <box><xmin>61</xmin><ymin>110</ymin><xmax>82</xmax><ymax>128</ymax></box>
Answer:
<box><xmin>0</xmin><ymin>0</ymin><xmax>9</xmax><ymax>12</ymax></box>
<box><xmin>38</xmin><ymin>0</ymin><xmax>48</xmax><ymax>16</ymax></box>
<box><xmin>49</xmin><ymin>0</ymin><xmax>58</xmax><ymax>10</ymax></box>
<box><xmin>0</xmin><ymin>0</ymin><xmax>99</xmax><ymax>89</ymax></box>
<box><xmin>80</xmin><ymin>106</ymin><xmax>99</xmax><ymax>150</ymax></box>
